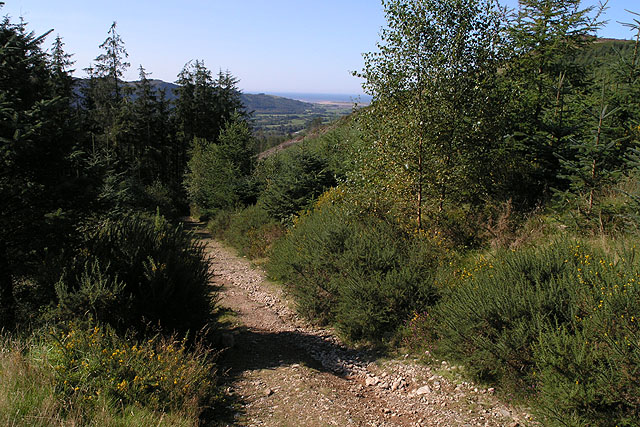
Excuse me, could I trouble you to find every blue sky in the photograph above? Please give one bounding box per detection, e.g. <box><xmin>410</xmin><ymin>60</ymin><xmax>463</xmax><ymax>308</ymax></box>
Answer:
<box><xmin>2</xmin><ymin>1</ymin><xmax>638</xmax><ymax>95</ymax></box>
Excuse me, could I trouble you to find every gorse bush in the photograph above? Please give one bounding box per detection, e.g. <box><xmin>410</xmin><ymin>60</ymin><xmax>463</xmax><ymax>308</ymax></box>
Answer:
<box><xmin>268</xmin><ymin>203</ymin><xmax>350</xmax><ymax>324</ymax></box>
<box><xmin>434</xmin><ymin>243</ymin><xmax>581</xmax><ymax>387</ymax></box>
<box><xmin>430</xmin><ymin>240</ymin><xmax>640</xmax><ymax>425</ymax></box>
<box><xmin>55</xmin><ymin>215</ymin><xmax>214</xmax><ymax>335</ymax></box>
<box><xmin>534</xmin><ymin>245</ymin><xmax>640</xmax><ymax>426</ymax></box>
<box><xmin>0</xmin><ymin>331</ymin><xmax>205</xmax><ymax>426</ymax></box>
<box><xmin>268</xmin><ymin>202</ymin><xmax>445</xmax><ymax>341</ymax></box>
<box><xmin>54</xmin><ymin>261</ymin><xmax>129</xmax><ymax>328</ymax></box>
<box><xmin>48</xmin><ymin>321</ymin><xmax>219</xmax><ymax>419</ymax></box>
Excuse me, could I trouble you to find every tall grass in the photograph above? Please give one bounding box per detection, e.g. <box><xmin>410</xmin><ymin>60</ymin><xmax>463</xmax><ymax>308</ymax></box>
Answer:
<box><xmin>0</xmin><ymin>331</ymin><xmax>209</xmax><ymax>426</ymax></box>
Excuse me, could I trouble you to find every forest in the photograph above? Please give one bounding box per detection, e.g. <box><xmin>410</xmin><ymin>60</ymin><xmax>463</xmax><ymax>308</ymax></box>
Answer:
<box><xmin>1</xmin><ymin>0</ymin><xmax>640</xmax><ymax>425</ymax></box>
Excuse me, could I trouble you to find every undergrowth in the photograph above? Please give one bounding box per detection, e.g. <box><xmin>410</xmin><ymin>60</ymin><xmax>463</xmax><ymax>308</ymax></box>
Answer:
<box><xmin>404</xmin><ymin>240</ymin><xmax>640</xmax><ymax>426</ymax></box>
<box><xmin>0</xmin><ymin>324</ymin><xmax>218</xmax><ymax>426</ymax></box>
<box><xmin>268</xmin><ymin>201</ymin><xmax>450</xmax><ymax>342</ymax></box>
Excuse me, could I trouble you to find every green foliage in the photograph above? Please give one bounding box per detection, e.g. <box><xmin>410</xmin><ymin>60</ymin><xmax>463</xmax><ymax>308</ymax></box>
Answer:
<box><xmin>48</xmin><ymin>321</ymin><xmax>219</xmax><ymax>418</ymax></box>
<box><xmin>0</xmin><ymin>332</ymin><xmax>209</xmax><ymax>426</ymax></box>
<box><xmin>55</xmin><ymin>215</ymin><xmax>214</xmax><ymax>335</ymax></box>
<box><xmin>555</xmin><ymin>81</ymin><xmax>626</xmax><ymax>231</ymax></box>
<box><xmin>268</xmin><ymin>202</ymin><xmax>350</xmax><ymax>324</ymax></box>
<box><xmin>269</xmin><ymin>201</ymin><xmax>445</xmax><ymax>341</ymax></box>
<box><xmin>504</xmin><ymin>0</ymin><xmax>604</xmax><ymax>202</ymax></box>
<box><xmin>54</xmin><ymin>261</ymin><xmax>128</xmax><ymax>327</ymax></box>
<box><xmin>0</xmin><ymin>14</ymin><xmax>79</xmax><ymax>329</ymax></box>
<box><xmin>185</xmin><ymin>137</ymin><xmax>238</xmax><ymax>217</ymax></box>
<box><xmin>434</xmin><ymin>242</ymin><xmax>581</xmax><ymax>387</ymax></box>
<box><xmin>174</xmin><ymin>63</ymin><xmax>245</xmax><ymax>145</ymax></box>
<box><xmin>430</xmin><ymin>240</ymin><xmax>640</xmax><ymax>425</ymax></box>
<box><xmin>533</xmin><ymin>245</ymin><xmax>640</xmax><ymax>425</ymax></box>
<box><xmin>93</xmin><ymin>22</ymin><xmax>130</xmax><ymax>100</ymax></box>
<box><xmin>210</xmin><ymin>205</ymin><xmax>284</xmax><ymax>259</ymax></box>
<box><xmin>184</xmin><ymin>112</ymin><xmax>257</xmax><ymax>216</ymax></box>
<box><xmin>353</xmin><ymin>0</ymin><xmax>510</xmax><ymax>230</ymax></box>
<box><xmin>259</xmin><ymin>150</ymin><xmax>336</xmax><ymax>222</ymax></box>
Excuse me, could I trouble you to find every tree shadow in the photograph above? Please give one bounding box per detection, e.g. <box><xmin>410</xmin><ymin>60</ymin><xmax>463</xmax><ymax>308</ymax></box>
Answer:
<box><xmin>207</xmin><ymin>316</ymin><xmax>384</xmax><ymax>426</ymax></box>
<box><xmin>185</xmin><ymin>220</ymin><xmax>385</xmax><ymax>425</ymax></box>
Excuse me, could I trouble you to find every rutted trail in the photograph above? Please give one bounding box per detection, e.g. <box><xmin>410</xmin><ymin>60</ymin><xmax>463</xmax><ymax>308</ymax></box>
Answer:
<box><xmin>190</xmin><ymin>221</ymin><xmax>536</xmax><ymax>427</ymax></box>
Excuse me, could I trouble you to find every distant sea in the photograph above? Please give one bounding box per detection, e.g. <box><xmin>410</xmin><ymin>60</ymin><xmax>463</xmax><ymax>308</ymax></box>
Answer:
<box><xmin>250</xmin><ymin>92</ymin><xmax>373</xmax><ymax>104</ymax></box>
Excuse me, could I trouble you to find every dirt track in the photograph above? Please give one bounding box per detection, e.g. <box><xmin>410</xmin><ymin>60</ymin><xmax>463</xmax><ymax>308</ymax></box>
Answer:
<box><xmin>189</xmin><ymin>221</ymin><xmax>536</xmax><ymax>427</ymax></box>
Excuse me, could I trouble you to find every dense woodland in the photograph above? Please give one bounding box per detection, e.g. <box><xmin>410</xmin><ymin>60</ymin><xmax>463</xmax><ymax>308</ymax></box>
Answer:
<box><xmin>2</xmin><ymin>0</ymin><xmax>640</xmax><ymax>425</ymax></box>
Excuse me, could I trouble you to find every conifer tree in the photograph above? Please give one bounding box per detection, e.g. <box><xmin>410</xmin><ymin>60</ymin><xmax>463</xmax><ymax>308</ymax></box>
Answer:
<box><xmin>131</xmin><ymin>65</ymin><xmax>157</xmax><ymax>174</ymax></box>
<box><xmin>49</xmin><ymin>34</ymin><xmax>75</xmax><ymax>99</ymax></box>
<box><xmin>0</xmin><ymin>14</ymin><xmax>77</xmax><ymax>327</ymax></box>
<box><xmin>557</xmin><ymin>81</ymin><xmax>624</xmax><ymax>231</ymax></box>
<box><xmin>84</xmin><ymin>22</ymin><xmax>132</xmax><ymax>168</ymax></box>
<box><xmin>94</xmin><ymin>21</ymin><xmax>130</xmax><ymax>101</ymax></box>
<box><xmin>506</xmin><ymin>0</ymin><xmax>604</xmax><ymax>200</ymax></box>
<box><xmin>175</xmin><ymin>61</ymin><xmax>246</xmax><ymax>200</ymax></box>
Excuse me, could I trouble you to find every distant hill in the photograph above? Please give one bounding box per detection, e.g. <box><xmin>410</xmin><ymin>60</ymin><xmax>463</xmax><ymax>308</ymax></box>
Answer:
<box><xmin>138</xmin><ymin>80</ymin><xmax>317</xmax><ymax>115</ymax></box>
<box><xmin>240</xmin><ymin>93</ymin><xmax>315</xmax><ymax>114</ymax></box>
<box><xmin>576</xmin><ymin>37</ymin><xmax>636</xmax><ymax>67</ymax></box>
<box><xmin>74</xmin><ymin>78</ymin><xmax>318</xmax><ymax>115</ymax></box>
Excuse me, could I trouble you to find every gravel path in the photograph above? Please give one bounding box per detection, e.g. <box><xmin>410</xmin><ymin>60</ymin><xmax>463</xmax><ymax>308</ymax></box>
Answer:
<box><xmin>190</xmin><ymin>221</ymin><xmax>537</xmax><ymax>427</ymax></box>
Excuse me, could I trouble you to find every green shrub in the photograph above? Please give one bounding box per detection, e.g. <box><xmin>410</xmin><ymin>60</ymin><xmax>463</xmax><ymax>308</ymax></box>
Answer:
<box><xmin>334</xmin><ymin>221</ymin><xmax>441</xmax><ymax>341</ymax></box>
<box><xmin>54</xmin><ymin>261</ymin><xmax>129</xmax><ymax>328</ymax></box>
<box><xmin>184</xmin><ymin>138</ymin><xmax>238</xmax><ymax>218</ymax></box>
<box><xmin>55</xmin><ymin>215</ymin><xmax>215</xmax><ymax>335</ymax></box>
<box><xmin>47</xmin><ymin>321</ymin><xmax>220</xmax><ymax>418</ymax></box>
<box><xmin>431</xmin><ymin>240</ymin><xmax>640</xmax><ymax>425</ymax></box>
<box><xmin>211</xmin><ymin>205</ymin><xmax>284</xmax><ymax>259</ymax></box>
<box><xmin>259</xmin><ymin>151</ymin><xmax>336</xmax><ymax>222</ymax></box>
<box><xmin>533</xmin><ymin>246</ymin><xmax>640</xmax><ymax>426</ymax></box>
<box><xmin>268</xmin><ymin>203</ymin><xmax>352</xmax><ymax>324</ymax></box>
<box><xmin>207</xmin><ymin>209</ymin><xmax>233</xmax><ymax>239</ymax></box>
<box><xmin>268</xmin><ymin>202</ymin><xmax>445</xmax><ymax>342</ymax></box>
<box><xmin>434</xmin><ymin>243</ymin><xmax>580</xmax><ymax>387</ymax></box>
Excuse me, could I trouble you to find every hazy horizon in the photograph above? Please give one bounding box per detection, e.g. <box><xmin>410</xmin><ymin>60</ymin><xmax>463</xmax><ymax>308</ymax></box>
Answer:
<box><xmin>3</xmin><ymin>1</ymin><xmax>638</xmax><ymax>96</ymax></box>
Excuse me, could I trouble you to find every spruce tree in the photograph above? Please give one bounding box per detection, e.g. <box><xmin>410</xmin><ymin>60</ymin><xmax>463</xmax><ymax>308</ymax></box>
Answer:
<box><xmin>94</xmin><ymin>21</ymin><xmax>130</xmax><ymax>101</ymax></box>
<box><xmin>0</xmin><ymin>13</ymin><xmax>77</xmax><ymax>327</ymax></box>
<box><xmin>506</xmin><ymin>0</ymin><xmax>604</xmax><ymax>201</ymax></box>
<box><xmin>49</xmin><ymin>34</ymin><xmax>75</xmax><ymax>99</ymax></box>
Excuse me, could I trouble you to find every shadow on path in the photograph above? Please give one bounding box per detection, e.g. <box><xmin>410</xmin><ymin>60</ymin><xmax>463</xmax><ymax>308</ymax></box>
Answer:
<box><xmin>183</xmin><ymin>218</ymin><xmax>385</xmax><ymax>425</ymax></box>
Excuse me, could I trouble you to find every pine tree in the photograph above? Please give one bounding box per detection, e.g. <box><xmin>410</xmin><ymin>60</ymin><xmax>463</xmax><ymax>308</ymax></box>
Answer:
<box><xmin>557</xmin><ymin>80</ymin><xmax>624</xmax><ymax>231</ymax></box>
<box><xmin>49</xmin><ymin>34</ymin><xmax>75</xmax><ymax>99</ymax></box>
<box><xmin>506</xmin><ymin>0</ymin><xmax>604</xmax><ymax>201</ymax></box>
<box><xmin>94</xmin><ymin>21</ymin><xmax>130</xmax><ymax>101</ymax></box>
<box><xmin>84</xmin><ymin>22</ymin><xmax>132</xmax><ymax>165</ymax></box>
